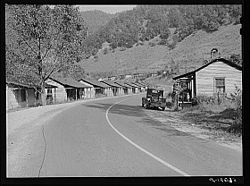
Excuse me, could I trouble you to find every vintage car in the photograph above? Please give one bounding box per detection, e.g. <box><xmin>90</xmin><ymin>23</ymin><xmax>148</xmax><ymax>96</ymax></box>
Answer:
<box><xmin>142</xmin><ymin>88</ymin><xmax>166</xmax><ymax>110</ymax></box>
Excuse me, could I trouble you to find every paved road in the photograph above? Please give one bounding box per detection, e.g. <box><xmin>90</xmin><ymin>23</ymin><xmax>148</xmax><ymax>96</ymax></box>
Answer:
<box><xmin>36</xmin><ymin>94</ymin><xmax>242</xmax><ymax>177</ymax></box>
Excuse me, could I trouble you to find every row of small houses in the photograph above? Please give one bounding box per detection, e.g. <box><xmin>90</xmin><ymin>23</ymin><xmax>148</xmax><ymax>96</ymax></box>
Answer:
<box><xmin>100</xmin><ymin>71</ymin><xmax>158</xmax><ymax>81</ymax></box>
<box><xmin>6</xmin><ymin>76</ymin><xmax>149</xmax><ymax>111</ymax></box>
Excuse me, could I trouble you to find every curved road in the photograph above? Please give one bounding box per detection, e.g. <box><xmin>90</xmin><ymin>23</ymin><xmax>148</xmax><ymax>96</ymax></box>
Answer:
<box><xmin>38</xmin><ymin>94</ymin><xmax>242</xmax><ymax>177</ymax></box>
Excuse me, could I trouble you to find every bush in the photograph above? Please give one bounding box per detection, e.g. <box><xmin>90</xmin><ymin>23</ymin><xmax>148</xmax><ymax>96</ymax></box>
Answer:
<box><xmin>166</xmin><ymin>101</ymin><xmax>174</xmax><ymax>108</ymax></box>
<box><xmin>103</xmin><ymin>48</ymin><xmax>108</xmax><ymax>55</ymax></box>
<box><xmin>149</xmin><ymin>42</ymin><xmax>156</xmax><ymax>47</ymax></box>
<box><xmin>205</xmin><ymin>20</ymin><xmax>220</xmax><ymax>32</ymax></box>
<box><xmin>167</xmin><ymin>41</ymin><xmax>177</xmax><ymax>50</ymax></box>
<box><xmin>119</xmin><ymin>47</ymin><xmax>126</xmax><ymax>51</ymax></box>
<box><xmin>191</xmin><ymin>97</ymin><xmax>199</xmax><ymax>106</ymax></box>
<box><xmin>226</xmin><ymin>86</ymin><xmax>242</xmax><ymax>134</ymax></box>
<box><xmin>195</xmin><ymin>95</ymin><xmax>216</xmax><ymax>104</ymax></box>
<box><xmin>227</xmin><ymin>110</ymin><xmax>242</xmax><ymax>134</ymax></box>
<box><xmin>158</xmin><ymin>39</ymin><xmax>167</xmax><ymax>45</ymax></box>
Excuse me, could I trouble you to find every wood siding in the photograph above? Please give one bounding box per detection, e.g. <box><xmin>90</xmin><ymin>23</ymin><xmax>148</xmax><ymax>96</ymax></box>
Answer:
<box><xmin>46</xmin><ymin>79</ymin><xmax>67</xmax><ymax>102</ymax></box>
<box><xmin>79</xmin><ymin>80</ymin><xmax>95</xmax><ymax>99</ymax></box>
<box><xmin>128</xmin><ymin>88</ymin><xmax>133</xmax><ymax>94</ymax></box>
<box><xmin>6</xmin><ymin>85</ymin><xmax>40</xmax><ymax>110</ymax></box>
<box><xmin>196</xmin><ymin>61</ymin><xmax>242</xmax><ymax>97</ymax></box>
<box><xmin>105</xmin><ymin>87</ymin><xmax>113</xmax><ymax>97</ymax></box>
<box><xmin>6</xmin><ymin>85</ymin><xmax>19</xmax><ymax>110</ymax></box>
<box><xmin>117</xmin><ymin>87</ymin><xmax>124</xmax><ymax>96</ymax></box>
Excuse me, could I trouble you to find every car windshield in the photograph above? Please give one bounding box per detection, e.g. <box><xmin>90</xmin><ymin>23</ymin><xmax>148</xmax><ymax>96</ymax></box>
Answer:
<box><xmin>147</xmin><ymin>89</ymin><xmax>163</xmax><ymax>99</ymax></box>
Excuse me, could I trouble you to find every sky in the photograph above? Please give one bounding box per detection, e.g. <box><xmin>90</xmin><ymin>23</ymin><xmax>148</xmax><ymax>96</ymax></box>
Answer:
<box><xmin>76</xmin><ymin>5</ymin><xmax>137</xmax><ymax>14</ymax></box>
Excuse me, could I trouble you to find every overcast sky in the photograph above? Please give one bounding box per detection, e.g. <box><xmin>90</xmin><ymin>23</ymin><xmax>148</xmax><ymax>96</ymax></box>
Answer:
<box><xmin>76</xmin><ymin>5</ymin><xmax>137</xmax><ymax>14</ymax></box>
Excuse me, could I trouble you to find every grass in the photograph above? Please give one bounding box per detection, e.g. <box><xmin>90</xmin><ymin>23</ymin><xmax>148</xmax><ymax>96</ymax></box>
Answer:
<box><xmin>144</xmin><ymin>104</ymin><xmax>241</xmax><ymax>146</ymax></box>
<box><xmin>180</xmin><ymin>101</ymin><xmax>241</xmax><ymax>137</ymax></box>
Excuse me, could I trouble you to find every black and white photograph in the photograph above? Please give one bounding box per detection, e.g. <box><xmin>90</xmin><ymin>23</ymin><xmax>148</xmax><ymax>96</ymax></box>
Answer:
<box><xmin>4</xmin><ymin>3</ymin><xmax>244</xmax><ymax>184</ymax></box>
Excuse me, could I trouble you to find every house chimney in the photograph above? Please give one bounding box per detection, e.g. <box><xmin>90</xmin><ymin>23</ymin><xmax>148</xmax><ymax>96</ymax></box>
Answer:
<box><xmin>211</xmin><ymin>48</ymin><xmax>221</xmax><ymax>60</ymax></box>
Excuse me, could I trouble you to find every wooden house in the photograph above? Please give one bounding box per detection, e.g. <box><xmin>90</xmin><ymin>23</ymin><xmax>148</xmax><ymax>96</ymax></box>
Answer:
<box><xmin>124</xmin><ymin>83</ymin><xmax>133</xmax><ymax>94</ymax></box>
<box><xmin>173</xmin><ymin>58</ymin><xmax>242</xmax><ymax>104</ymax></box>
<box><xmin>131</xmin><ymin>82</ymin><xmax>144</xmax><ymax>92</ymax></box>
<box><xmin>78</xmin><ymin>79</ymin><xmax>95</xmax><ymax>99</ymax></box>
<box><xmin>118</xmin><ymin>74</ymin><xmax>125</xmax><ymax>80</ymax></box>
<box><xmin>133</xmin><ymin>82</ymin><xmax>146</xmax><ymax>91</ymax></box>
<box><xmin>130</xmin><ymin>82</ymin><xmax>141</xmax><ymax>93</ymax></box>
<box><xmin>78</xmin><ymin>78</ymin><xmax>112</xmax><ymax>98</ymax></box>
<box><xmin>136</xmin><ymin>82</ymin><xmax>147</xmax><ymax>90</ymax></box>
<box><xmin>46</xmin><ymin>77</ymin><xmax>92</xmax><ymax>102</ymax></box>
<box><xmin>125</xmin><ymin>74</ymin><xmax>132</xmax><ymax>79</ymax></box>
<box><xmin>100</xmin><ymin>80</ymin><xmax>123</xmax><ymax>96</ymax></box>
<box><xmin>114</xmin><ymin>81</ymin><xmax>132</xmax><ymax>95</ymax></box>
<box><xmin>6</xmin><ymin>80</ymin><xmax>56</xmax><ymax>110</ymax></box>
<box><xmin>132</xmin><ymin>73</ymin><xmax>139</xmax><ymax>79</ymax></box>
<box><xmin>124</xmin><ymin>82</ymin><xmax>139</xmax><ymax>94</ymax></box>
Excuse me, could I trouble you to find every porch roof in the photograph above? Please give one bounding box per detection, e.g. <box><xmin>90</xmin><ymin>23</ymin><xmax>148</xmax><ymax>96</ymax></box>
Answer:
<box><xmin>50</xmin><ymin>77</ymin><xmax>92</xmax><ymax>88</ymax></box>
<box><xmin>132</xmin><ymin>82</ymin><xmax>143</xmax><ymax>87</ymax></box>
<box><xmin>113</xmin><ymin>81</ymin><xmax>131</xmax><ymax>88</ymax></box>
<box><xmin>124</xmin><ymin>82</ymin><xmax>138</xmax><ymax>88</ymax></box>
<box><xmin>6</xmin><ymin>77</ymin><xmax>57</xmax><ymax>89</ymax></box>
<box><xmin>100</xmin><ymin>80</ymin><xmax>122</xmax><ymax>88</ymax></box>
<box><xmin>78</xmin><ymin>78</ymin><xmax>110</xmax><ymax>88</ymax></box>
<box><xmin>137</xmin><ymin>82</ymin><xmax>147</xmax><ymax>87</ymax></box>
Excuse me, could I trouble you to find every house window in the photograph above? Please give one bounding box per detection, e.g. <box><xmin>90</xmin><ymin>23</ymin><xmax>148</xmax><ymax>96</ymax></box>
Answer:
<box><xmin>21</xmin><ymin>89</ymin><xmax>26</xmax><ymax>102</ymax></box>
<box><xmin>215</xmin><ymin>77</ymin><xmax>225</xmax><ymax>93</ymax></box>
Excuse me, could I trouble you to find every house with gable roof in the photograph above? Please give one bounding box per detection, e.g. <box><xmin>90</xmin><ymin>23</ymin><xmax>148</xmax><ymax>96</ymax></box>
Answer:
<box><xmin>172</xmin><ymin>57</ymin><xmax>242</xmax><ymax>105</ymax></box>
<box><xmin>6</xmin><ymin>76</ymin><xmax>57</xmax><ymax>110</ymax></box>
<box><xmin>46</xmin><ymin>76</ymin><xmax>92</xmax><ymax>102</ymax></box>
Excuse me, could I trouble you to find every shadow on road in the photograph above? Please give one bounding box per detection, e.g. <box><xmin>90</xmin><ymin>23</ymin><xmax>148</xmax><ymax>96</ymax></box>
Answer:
<box><xmin>82</xmin><ymin>102</ymin><xmax>189</xmax><ymax>137</ymax></box>
<box><xmin>82</xmin><ymin>102</ymin><xmax>146</xmax><ymax>117</ymax></box>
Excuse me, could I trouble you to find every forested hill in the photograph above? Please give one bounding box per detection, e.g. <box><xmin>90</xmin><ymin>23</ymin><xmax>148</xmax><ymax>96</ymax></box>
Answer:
<box><xmin>79</xmin><ymin>5</ymin><xmax>242</xmax><ymax>77</ymax></box>
<box><xmin>80</xmin><ymin>10</ymin><xmax>115</xmax><ymax>35</ymax></box>
<box><xmin>80</xmin><ymin>24</ymin><xmax>241</xmax><ymax>77</ymax></box>
<box><xmin>79</xmin><ymin>5</ymin><xmax>242</xmax><ymax>60</ymax></box>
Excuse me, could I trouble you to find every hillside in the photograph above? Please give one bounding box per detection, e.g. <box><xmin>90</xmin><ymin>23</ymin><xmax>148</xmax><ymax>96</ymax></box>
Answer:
<box><xmin>80</xmin><ymin>24</ymin><xmax>242</xmax><ymax>75</ymax></box>
<box><xmin>80</xmin><ymin>10</ymin><xmax>115</xmax><ymax>34</ymax></box>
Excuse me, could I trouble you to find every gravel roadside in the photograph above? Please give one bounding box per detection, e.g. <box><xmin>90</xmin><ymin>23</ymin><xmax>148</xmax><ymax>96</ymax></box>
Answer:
<box><xmin>7</xmin><ymin>94</ymin><xmax>135</xmax><ymax>136</ymax></box>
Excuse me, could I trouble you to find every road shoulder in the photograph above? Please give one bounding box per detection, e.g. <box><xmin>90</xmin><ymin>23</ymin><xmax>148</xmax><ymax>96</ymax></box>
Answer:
<box><xmin>143</xmin><ymin>108</ymin><xmax>242</xmax><ymax>152</ymax></box>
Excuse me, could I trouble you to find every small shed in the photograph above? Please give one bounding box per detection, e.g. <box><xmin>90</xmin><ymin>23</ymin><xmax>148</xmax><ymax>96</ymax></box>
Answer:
<box><xmin>125</xmin><ymin>74</ymin><xmax>132</xmax><ymax>79</ymax></box>
<box><xmin>6</xmin><ymin>80</ymin><xmax>57</xmax><ymax>110</ymax></box>
<box><xmin>79</xmin><ymin>78</ymin><xmax>112</xmax><ymax>97</ymax></box>
<box><xmin>124</xmin><ymin>82</ymin><xmax>139</xmax><ymax>94</ymax></box>
<box><xmin>131</xmin><ymin>82</ymin><xmax>144</xmax><ymax>92</ymax></box>
<box><xmin>173</xmin><ymin>57</ymin><xmax>242</xmax><ymax>103</ymax></box>
<box><xmin>100</xmin><ymin>80</ymin><xmax>123</xmax><ymax>96</ymax></box>
<box><xmin>78</xmin><ymin>79</ymin><xmax>95</xmax><ymax>99</ymax></box>
<box><xmin>136</xmin><ymin>81</ymin><xmax>147</xmax><ymax>90</ymax></box>
<box><xmin>47</xmin><ymin>77</ymin><xmax>92</xmax><ymax>102</ymax></box>
<box><xmin>114</xmin><ymin>81</ymin><xmax>131</xmax><ymax>95</ymax></box>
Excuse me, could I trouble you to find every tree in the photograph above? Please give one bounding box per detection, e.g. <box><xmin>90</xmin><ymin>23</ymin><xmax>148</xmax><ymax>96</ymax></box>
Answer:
<box><xmin>228</xmin><ymin>54</ymin><xmax>242</xmax><ymax>66</ymax></box>
<box><xmin>6</xmin><ymin>5</ymin><xmax>87</xmax><ymax>105</ymax></box>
